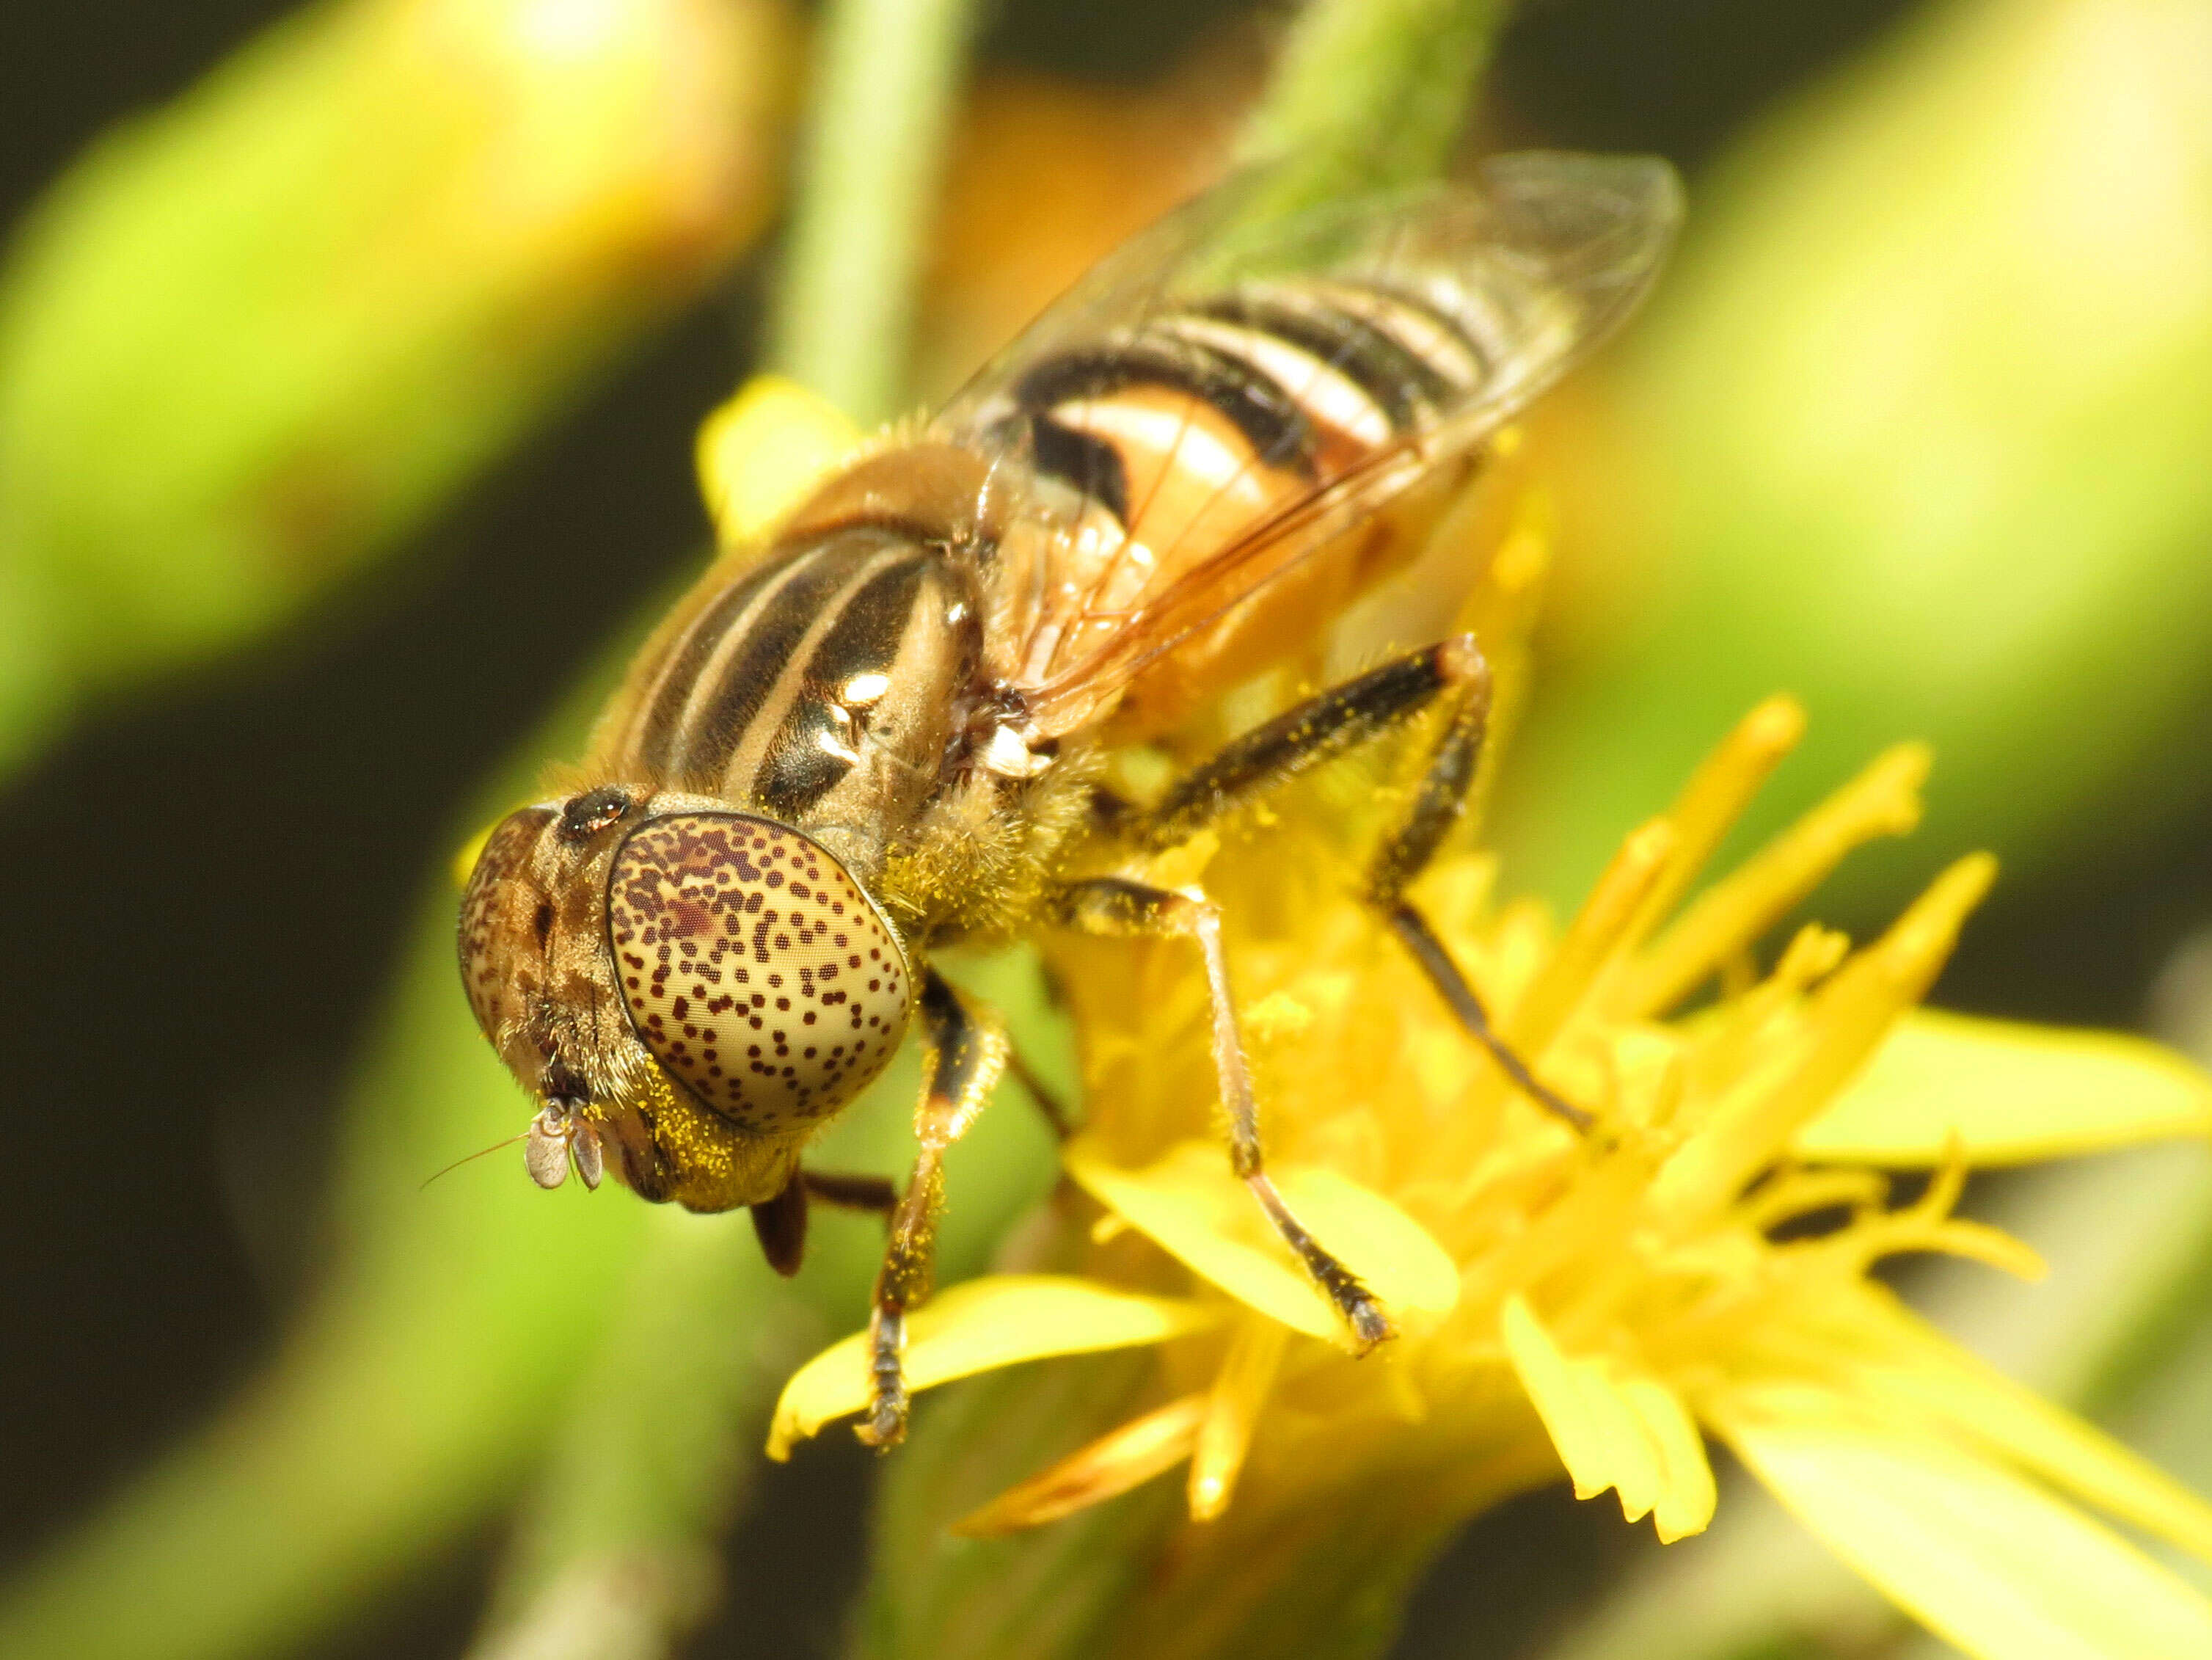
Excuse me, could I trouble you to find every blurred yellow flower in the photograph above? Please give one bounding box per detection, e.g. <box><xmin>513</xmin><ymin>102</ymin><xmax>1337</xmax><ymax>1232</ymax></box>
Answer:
<box><xmin>0</xmin><ymin>0</ymin><xmax>797</xmax><ymax>771</ymax></box>
<box><xmin>770</xmin><ymin>528</ymin><xmax>2212</xmax><ymax>1656</ymax></box>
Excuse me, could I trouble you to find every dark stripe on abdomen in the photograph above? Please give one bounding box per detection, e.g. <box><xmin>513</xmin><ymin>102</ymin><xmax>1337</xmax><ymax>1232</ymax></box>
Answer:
<box><xmin>1358</xmin><ymin>281</ymin><xmax>1495</xmax><ymax>384</ymax></box>
<box><xmin>1016</xmin><ymin>340</ymin><xmax>1317</xmax><ymax>480</ymax></box>
<box><xmin>751</xmin><ymin>553</ymin><xmax>931</xmax><ymax>820</ymax></box>
<box><xmin>1189</xmin><ymin>292</ymin><xmax>1457</xmax><ymax>429</ymax></box>
<box><xmin>1028</xmin><ymin>412</ymin><xmax>1131</xmax><ymax>523</ymax></box>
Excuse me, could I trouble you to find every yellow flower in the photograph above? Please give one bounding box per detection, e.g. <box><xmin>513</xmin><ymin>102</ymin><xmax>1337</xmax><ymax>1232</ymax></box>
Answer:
<box><xmin>742</xmin><ymin>384</ymin><xmax>2212</xmax><ymax>1656</ymax></box>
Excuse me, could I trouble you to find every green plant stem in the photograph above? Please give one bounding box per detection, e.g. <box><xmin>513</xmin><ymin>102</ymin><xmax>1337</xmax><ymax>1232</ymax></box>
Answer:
<box><xmin>1235</xmin><ymin>0</ymin><xmax>1509</xmax><ymax>216</ymax></box>
<box><xmin>764</xmin><ymin>0</ymin><xmax>986</xmax><ymax>423</ymax></box>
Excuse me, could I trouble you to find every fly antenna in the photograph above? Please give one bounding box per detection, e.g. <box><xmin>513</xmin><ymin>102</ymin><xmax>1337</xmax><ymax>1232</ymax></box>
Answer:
<box><xmin>420</xmin><ymin>1132</ymin><xmax>529</xmax><ymax>1190</ymax></box>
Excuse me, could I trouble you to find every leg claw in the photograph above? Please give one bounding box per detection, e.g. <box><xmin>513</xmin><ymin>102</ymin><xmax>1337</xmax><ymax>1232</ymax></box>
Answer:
<box><xmin>1348</xmin><ymin>1293</ymin><xmax>1396</xmax><ymax>1353</ymax></box>
<box><xmin>857</xmin><ymin>1385</ymin><xmax>909</xmax><ymax>1450</ymax></box>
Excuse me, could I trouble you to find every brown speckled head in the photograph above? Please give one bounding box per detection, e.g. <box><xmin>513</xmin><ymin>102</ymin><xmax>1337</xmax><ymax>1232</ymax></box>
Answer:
<box><xmin>458</xmin><ymin>803</ymin><xmax>561</xmax><ymax>1053</ymax></box>
<box><xmin>457</xmin><ymin>786</ymin><xmax>662</xmax><ymax>1127</ymax></box>
<box><xmin>607</xmin><ymin>813</ymin><xmax>913</xmax><ymax>1135</ymax></box>
<box><xmin>457</xmin><ymin>788</ymin><xmax>905</xmax><ymax>1213</ymax></box>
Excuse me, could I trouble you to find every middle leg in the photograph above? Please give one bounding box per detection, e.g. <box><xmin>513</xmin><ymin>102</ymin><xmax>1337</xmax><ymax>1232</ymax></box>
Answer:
<box><xmin>1051</xmin><ymin>876</ymin><xmax>1393</xmax><ymax>1350</ymax></box>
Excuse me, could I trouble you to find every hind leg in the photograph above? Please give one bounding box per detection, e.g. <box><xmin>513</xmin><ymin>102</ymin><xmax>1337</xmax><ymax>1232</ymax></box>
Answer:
<box><xmin>1130</xmin><ymin>634</ymin><xmax>1588</xmax><ymax>1130</ymax></box>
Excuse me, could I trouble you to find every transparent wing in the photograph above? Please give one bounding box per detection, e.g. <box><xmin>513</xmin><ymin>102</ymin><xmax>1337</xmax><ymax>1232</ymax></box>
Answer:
<box><xmin>933</xmin><ymin>152</ymin><xmax>1684</xmax><ymax>732</ymax></box>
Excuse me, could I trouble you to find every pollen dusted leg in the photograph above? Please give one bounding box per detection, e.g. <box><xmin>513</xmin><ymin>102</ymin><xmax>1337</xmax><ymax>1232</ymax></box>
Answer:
<box><xmin>1136</xmin><ymin>636</ymin><xmax>1492</xmax><ymax>851</ymax></box>
<box><xmin>1049</xmin><ymin>877</ymin><xmax>1394</xmax><ymax>1350</ymax></box>
<box><xmin>860</xmin><ymin>968</ymin><xmax>1010</xmax><ymax>1449</ymax></box>
<box><xmin>1131</xmin><ymin>633</ymin><xmax>1590</xmax><ymax>1132</ymax></box>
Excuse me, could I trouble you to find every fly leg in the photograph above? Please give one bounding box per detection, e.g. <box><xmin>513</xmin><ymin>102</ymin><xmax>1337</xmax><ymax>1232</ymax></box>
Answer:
<box><xmin>1136</xmin><ymin>636</ymin><xmax>1489</xmax><ymax>852</ymax></box>
<box><xmin>858</xmin><ymin>966</ymin><xmax>1009</xmax><ymax>1449</ymax></box>
<box><xmin>750</xmin><ymin>1172</ymin><xmax>900</xmax><ymax>1278</ymax></box>
<box><xmin>1358</xmin><ymin>655</ymin><xmax>1591</xmax><ymax>1130</ymax></box>
<box><xmin>1003</xmin><ymin>1045</ymin><xmax>1077</xmax><ymax>1140</ymax></box>
<box><xmin>803</xmin><ymin>1170</ymin><xmax>899</xmax><ymax>1212</ymax></box>
<box><xmin>1131</xmin><ymin>634</ymin><xmax>1588</xmax><ymax>1132</ymax></box>
<box><xmin>1050</xmin><ymin>877</ymin><xmax>1392</xmax><ymax>1350</ymax></box>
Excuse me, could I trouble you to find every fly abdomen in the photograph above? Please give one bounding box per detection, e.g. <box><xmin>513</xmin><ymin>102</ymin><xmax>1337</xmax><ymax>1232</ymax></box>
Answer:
<box><xmin>1009</xmin><ymin>273</ymin><xmax>1501</xmax><ymax>544</ymax></box>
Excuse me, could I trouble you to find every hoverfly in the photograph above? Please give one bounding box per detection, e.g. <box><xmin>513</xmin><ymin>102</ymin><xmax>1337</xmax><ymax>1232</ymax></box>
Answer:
<box><xmin>459</xmin><ymin>152</ymin><xmax>1681</xmax><ymax>1446</ymax></box>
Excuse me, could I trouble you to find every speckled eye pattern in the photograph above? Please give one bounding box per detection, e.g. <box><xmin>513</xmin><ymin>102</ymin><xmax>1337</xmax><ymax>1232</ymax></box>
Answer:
<box><xmin>607</xmin><ymin>814</ymin><xmax>912</xmax><ymax>1133</ymax></box>
<box><xmin>457</xmin><ymin>805</ymin><xmax>556</xmax><ymax>1042</ymax></box>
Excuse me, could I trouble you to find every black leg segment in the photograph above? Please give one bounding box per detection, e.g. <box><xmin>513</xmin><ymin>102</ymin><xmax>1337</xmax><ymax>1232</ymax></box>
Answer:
<box><xmin>1384</xmin><ymin>901</ymin><xmax>1591</xmax><ymax>1131</ymax></box>
<box><xmin>749</xmin><ymin>1173</ymin><xmax>810</xmax><ymax>1277</ymax></box>
<box><xmin>803</xmin><ymin>1169</ymin><xmax>899</xmax><ymax>1214</ymax></box>
<box><xmin>1137</xmin><ymin>636</ymin><xmax>1488</xmax><ymax>853</ymax></box>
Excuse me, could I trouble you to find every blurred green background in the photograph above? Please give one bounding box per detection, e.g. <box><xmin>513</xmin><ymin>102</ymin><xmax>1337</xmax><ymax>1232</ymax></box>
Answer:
<box><xmin>3</xmin><ymin>1</ymin><xmax>2210</xmax><ymax>1657</ymax></box>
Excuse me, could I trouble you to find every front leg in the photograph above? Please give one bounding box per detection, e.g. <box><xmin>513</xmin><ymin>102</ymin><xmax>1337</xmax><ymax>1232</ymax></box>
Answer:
<box><xmin>859</xmin><ymin>966</ymin><xmax>1010</xmax><ymax>1449</ymax></box>
<box><xmin>1052</xmin><ymin>878</ymin><xmax>1393</xmax><ymax>1350</ymax></box>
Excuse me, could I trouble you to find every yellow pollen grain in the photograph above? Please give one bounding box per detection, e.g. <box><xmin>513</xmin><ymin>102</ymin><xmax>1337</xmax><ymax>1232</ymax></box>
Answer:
<box><xmin>1464</xmin><ymin>530</ymin><xmax>1550</xmax><ymax>655</ymax></box>
<box><xmin>1616</xmin><ymin>743</ymin><xmax>1932</xmax><ymax>1021</ymax></box>
<box><xmin>1243</xmin><ymin>991</ymin><xmax>1314</xmax><ymax>1044</ymax></box>
<box><xmin>1491</xmin><ymin>523</ymin><xmax>1547</xmax><ymax>594</ymax></box>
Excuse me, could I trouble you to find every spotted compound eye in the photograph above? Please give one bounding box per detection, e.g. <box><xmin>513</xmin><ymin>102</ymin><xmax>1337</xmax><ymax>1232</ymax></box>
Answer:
<box><xmin>606</xmin><ymin>813</ymin><xmax>913</xmax><ymax>1133</ymax></box>
<box><xmin>458</xmin><ymin>804</ymin><xmax>558</xmax><ymax>1043</ymax></box>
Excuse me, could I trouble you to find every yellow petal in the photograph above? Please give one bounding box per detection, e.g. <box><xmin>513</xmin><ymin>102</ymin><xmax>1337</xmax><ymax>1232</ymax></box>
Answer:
<box><xmin>1797</xmin><ymin>1008</ymin><xmax>2212</xmax><ymax>1165</ymax></box>
<box><xmin>695</xmin><ymin>374</ymin><xmax>863</xmax><ymax>545</ymax></box>
<box><xmin>1618</xmin><ymin>743</ymin><xmax>1930</xmax><ymax>1019</ymax></box>
<box><xmin>1501</xmin><ymin>1295</ymin><xmax>1717</xmax><ymax>1540</ymax></box>
<box><xmin>954</xmin><ymin>1394</ymin><xmax>1208</xmax><ymax>1537</ymax></box>
<box><xmin>765</xmin><ymin>1275</ymin><xmax>1215</xmax><ymax>1458</ymax></box>
<box><xmin>1189</xmin><ymin>1321</ymin><xmax>1288</xmax><ymax>1522</ymax></box>
<box><xmin>1067</xmin><ymin>1139</ymin><xmax>1460</xmax><ymax>1346</ymax></box>
<box><xmin>1859</xmin><ymin>1300</ymin><xmax>2212</xmax><ymax>1570</ymax></box>
<box><xmin>1717</xmin><ymin>1389</ymin><xmax>2212</xmax><ymax>1660</ymax></box>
